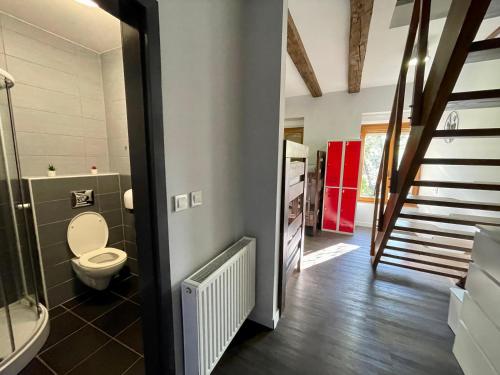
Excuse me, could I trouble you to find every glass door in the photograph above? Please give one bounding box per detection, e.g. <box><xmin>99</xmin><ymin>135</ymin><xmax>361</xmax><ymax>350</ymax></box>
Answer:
<box><xmin>0</xmin><ymin>72</ymin><xmax>41</xmax><ymax>361</ymax></box>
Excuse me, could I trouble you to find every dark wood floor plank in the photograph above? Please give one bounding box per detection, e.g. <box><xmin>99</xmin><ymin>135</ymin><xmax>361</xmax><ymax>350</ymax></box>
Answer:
<box><xmin>214</xmin><ymin>228</ymin><xmax>463</xmax><ymax>375</ymax></box>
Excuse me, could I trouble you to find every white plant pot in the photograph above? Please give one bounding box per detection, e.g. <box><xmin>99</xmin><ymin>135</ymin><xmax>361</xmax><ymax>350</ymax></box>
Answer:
<box><xmin>90</xmin><ymin>169</ymin><xmax>98</xmax><ymax>175</ymax></box>
<box><xmin>47</xmin><ymin>170</ymin><xmax>56</xmax><ymax>177</ymax></box>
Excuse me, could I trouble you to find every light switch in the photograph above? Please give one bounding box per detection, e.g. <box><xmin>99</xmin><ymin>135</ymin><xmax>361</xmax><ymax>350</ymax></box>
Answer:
<box><xmin>191</xmin><ymin>190</ymin><xmax>202</xmax><ymax>207</ymax></box>
<box><xmin>174</xmin><ymin>194</ymin><xmax>189</xmax><ymax>212</ymax></box>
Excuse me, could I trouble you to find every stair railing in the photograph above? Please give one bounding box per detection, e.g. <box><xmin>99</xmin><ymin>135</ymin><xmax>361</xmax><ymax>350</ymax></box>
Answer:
<box><xmin>370</xmin><ymin>0</ymin><xmax>426</xmax><ymax>256</ymax></box>
<box><xmin>370</xmin><ymin>0</ymin><xmax>493</xmax><ymax>268</ymax></box>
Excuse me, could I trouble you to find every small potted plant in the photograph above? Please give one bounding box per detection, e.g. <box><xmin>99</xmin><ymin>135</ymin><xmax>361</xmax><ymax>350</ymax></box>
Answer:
<box><xmin>47</xmin><ymin>164</ymin><xmax>56</xmax><ymax>177</ymax></box>
<box><xmin>90</xmin><ymin>165</ymin><xmax>98</xmax><ymax>175</ymax></box>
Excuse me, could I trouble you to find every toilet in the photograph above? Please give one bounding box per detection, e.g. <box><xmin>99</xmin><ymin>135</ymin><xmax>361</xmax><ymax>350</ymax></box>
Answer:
<box><xmin>67</xmin><ymin>212</ymin><xmax>127</xmax><ymax>290</ymax></box>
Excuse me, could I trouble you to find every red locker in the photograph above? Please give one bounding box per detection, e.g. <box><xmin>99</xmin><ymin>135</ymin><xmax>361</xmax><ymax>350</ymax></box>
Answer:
<box><xmin>342</xmin><ymin>141</ymin><xmax>362</xmax><ymax>188</ymax></box>
<box><xmin>322</xmin><ymin>187</ymin><xmax>339</xmax><ymax>231</ymax></box>
<box><xmin>325</xmin><ymin>141</ymin><xmax>342</xmax><ymax>187</ymax></box>
<box><xmin>339</xmin><ymin>188</ymin><xmax>357</xmax><ymax>233</ymax></box>
<box><xmin>322</xmin><ymin>140</ymin><xmax>361</xmax><ymax>234</ymax></box>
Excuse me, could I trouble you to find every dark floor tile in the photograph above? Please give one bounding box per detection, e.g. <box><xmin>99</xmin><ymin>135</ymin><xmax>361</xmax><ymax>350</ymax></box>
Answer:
<box><xmin>116</xmin><ymin>319</ymin><xmax>144</xmax><ymax>354</ymax></box>
<box><xmin>40</xmin><ymin>310</ymin><xmax>86</xmax><ymax>352</ymax></box>
<box><xmin>67</xmin><ymin>340</ymin><xmax>138</xmax><ymax>375</ymax></box>
<box><xmin>123</xmin><ymin>358</ymin><xmax>145</xmax><ymax>375</ymax></box>
<box><xmin>19</xmin><ymin>357</ymin><xmax>53</xmax><ymax>375</ymax></box>
<box><xmin>70</xmin><ymin>291</ymin><xmax>124</xmax><ymax>322</ymax></box>
<box><xmin>93</xmin><ymin>301</ymin><xmax>141</xmax><ymax>336</ymax></box>
<box><xmin>111</xmin><ymin>275</ymin><xmax>139</xmax><ymax>298</ymax></box>
<box><xmin>62</xmin><ymin>290</ymin><xmax>96</xmax><ymax>309</ymax></box>
<box><xmin>48</xmin><ymin>305</ymin><xmax>66</xmax><ymax>320</ymax></box>
<box><xmin>129</xmin><ymin>292</ymin><xmax>141</xmax><ymax>305</ymax></box>
<box><xmin>40</xmin><ymin>325</ymin><xmax>109</xmax><ymax>374</ymax></box>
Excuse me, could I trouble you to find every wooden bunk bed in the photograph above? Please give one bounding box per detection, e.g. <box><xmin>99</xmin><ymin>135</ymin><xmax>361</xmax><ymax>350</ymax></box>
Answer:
<box><xmin>305</xmin><ymin>150</ymin><xmax>326</xmax><ymax>236</ymax></box>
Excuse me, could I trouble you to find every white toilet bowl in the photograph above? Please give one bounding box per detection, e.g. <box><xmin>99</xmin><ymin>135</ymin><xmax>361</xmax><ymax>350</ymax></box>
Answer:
<box><xmin>67</xmin><ymin>212</ymin><xmax>127</xmax><ymax>290</ymax></box>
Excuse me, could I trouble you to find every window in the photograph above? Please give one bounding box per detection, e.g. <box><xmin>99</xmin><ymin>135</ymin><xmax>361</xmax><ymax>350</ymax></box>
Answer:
<box><xmin>359</xmin><ymin>124</ymin><xmax>412</xmax><ymax>202</ymax></box>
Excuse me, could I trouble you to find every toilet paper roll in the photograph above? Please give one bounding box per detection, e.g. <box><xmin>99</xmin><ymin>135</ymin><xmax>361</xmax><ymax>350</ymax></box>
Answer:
<box><xmin>124</xmin><ymin>189</ymin><xmax>133</xmax><ymax>210</ymax></box>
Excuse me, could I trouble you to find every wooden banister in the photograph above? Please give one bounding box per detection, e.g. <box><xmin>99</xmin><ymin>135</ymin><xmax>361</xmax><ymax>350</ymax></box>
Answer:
<box><xmin>371</xmin><ymin>0</ymin><xmax>493</xmax><ymax>270</ymax></box>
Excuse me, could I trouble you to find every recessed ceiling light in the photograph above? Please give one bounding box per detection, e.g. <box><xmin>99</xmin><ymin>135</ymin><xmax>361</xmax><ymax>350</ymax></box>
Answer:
<box><xmin>75</xmin><ymin>0</ymin><xmax>99</xmax><ymax>8</ymax></box>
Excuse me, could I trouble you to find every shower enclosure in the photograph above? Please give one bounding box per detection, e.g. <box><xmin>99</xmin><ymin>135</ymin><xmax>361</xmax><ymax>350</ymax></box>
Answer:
<box><xmin>0</xmin><ymin>69</ymin><xmax>48</xmax><ymax>374</ymax></box>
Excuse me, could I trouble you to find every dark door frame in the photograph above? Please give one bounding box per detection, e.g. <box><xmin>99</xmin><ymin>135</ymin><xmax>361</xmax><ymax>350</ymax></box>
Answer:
<box><xmin>95</xmin><ymin>1</ymin><xmax>175</xmax><ymax>373</ymax></box>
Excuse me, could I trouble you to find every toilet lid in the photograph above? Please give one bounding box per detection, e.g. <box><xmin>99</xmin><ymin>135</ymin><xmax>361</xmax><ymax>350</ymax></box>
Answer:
<box><xmin>67</xmin><ymin>212</ymin><xmax>109</xmax><ymax>257</ymax></box>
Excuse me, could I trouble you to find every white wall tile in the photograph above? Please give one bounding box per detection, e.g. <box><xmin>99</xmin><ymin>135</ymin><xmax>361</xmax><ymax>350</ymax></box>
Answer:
<box><xmin>86</xmin><ymin>156</ymin><xmax>110</xmax><ymax>172</ymax></box>
<box><xmin>85</xmin><ymin>137</ymin><xmax>108</xmax><ymax>156</ymax></box>
<box><xmin>6</xmin><ymin>55</ymin><xmax>79</xmax><ymax>96</ymax></box>
<box><xmin>108</xmin><ymin>137</ymin><xmax>129</xmax><ymax>157</ymax></box>
<box><xmin>1</xmin><ymin>14</ymin><xmax>76</xmax><ymax>54</ymax></box>
<box><xmin>1</xmin><ymin>13</ymin><xmax>120</xmax><ymax>177</ymax></box>
<box><xmin>110</xmin><ymin>156</ymin><xmax>131</xmax><ymax>175</ymax></box>
<box><xmin>13</xmin><ymin>107</ymin><xmax>83</xmax><ymax>136</ymax></box>
<box><xmin>3</xmin><ymin>29</ymin><xmax>77</xmax><ymax>74</ymax></box>
<box><xmin>81</xmin><ymin>118</ymin><xmax>108</xmax><ymax>139</ymax></box>
<box><xmin>81</xmin><ymin>97</ymin><xmax>106</xmax><ymax>120</ymax></box>
<box><xmin>11</xmin><ymin>83</ymin><xmax>81</xmax><ymax>116</ymax></box>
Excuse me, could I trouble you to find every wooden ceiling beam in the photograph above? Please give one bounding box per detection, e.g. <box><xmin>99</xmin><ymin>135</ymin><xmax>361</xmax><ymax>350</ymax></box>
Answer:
<box><xmin>348</xmin><ymin>0</ymin><xmax>374</xmax><ymax>93</ymax></box>
<box><xmin>287</xmin><ymin>10</ymin><xmax>322</xmax><ymax>98</ymax></box>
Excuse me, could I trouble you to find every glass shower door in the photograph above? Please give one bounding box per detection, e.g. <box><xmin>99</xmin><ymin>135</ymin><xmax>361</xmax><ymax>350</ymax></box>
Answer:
<box><xmin>0</xmin><ymin>72</ymin><xmax>41</xmax><ymax>363</ymax></box>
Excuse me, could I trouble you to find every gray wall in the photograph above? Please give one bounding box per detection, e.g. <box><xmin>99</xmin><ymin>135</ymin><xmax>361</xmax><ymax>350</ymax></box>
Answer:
<box><xmin>160</xmin><ymin>1</ymin><xmax>246</xmax><ymax>371</ymax></box>
<box><xmin>241</xmin><ymin>0</ymin><xmax>287</xmax><ymax>328</ymax></box>
<box><xmin>0</xmin><ymin>13</ymin><xmax>110</xmax><ymax>176</ymax></box>
<box><xmin>159</xmin><ymin>0</ymin><xmax>287</xmax><ymax>372</ymax></box>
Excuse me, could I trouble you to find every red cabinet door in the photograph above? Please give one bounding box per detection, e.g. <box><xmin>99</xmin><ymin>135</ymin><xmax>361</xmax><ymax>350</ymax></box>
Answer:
<box><xmin>339</xmin><ymin>188</ymin><xmax>357</xmax><ymax>233</ymax></box>
<box><xmin>342</xmin><ymin>140</ymin><xmax>361</xmax><ymax>188</ymax></box>
<box><xmin>325</xmin><ymin>141</ymin><xmax>343</xmax><ymax>187</ymax></box>
<box><xmin>322</xmin><ymin>187</ymin><xmax>339</xmax><ymax>231</ymax></box>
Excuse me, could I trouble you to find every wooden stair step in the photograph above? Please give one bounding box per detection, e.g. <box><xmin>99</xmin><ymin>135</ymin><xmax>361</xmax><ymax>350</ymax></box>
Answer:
<box><xmin>394</xmin><ymin>220</ymin><xmax>476</xmax><ymax>240</ymax></box>
<box><xmin>405</xmin><ymin>195</ymin><xmax>500</xmax><ymax>211</ymax></box>
<box><xmin>379</xmin><ymin>260</ymin><xmax>466</xmax><ymax>279</ymax></box>
<box><xmin>389</xmin><ymin>232</ymin><xmax>472</xmax><ymax>252</ymax></box>
<box><xmin>385</xmin><ymin>242</ymin><xmax>471</xmax><ymax>263</ymax></box>
<box><xmin>466</xmin><ymin>38</ymin><xmax>500</xmax><ymax>64</ymax></box>
<box><xmin>433</xmin><ymin>128</ymin><xmax>500</xmax><ymax>138</ymax></box>
<box><xmin>422</xmin><ymin>158</ymin><xmax>500</xmax><ymax>166</ymax></box>
<box><xmin>447</xmin><ymin>89</ymin><xmax>500</xmax><ymax>110</ymax></box>
<box><xmin>412</xmin><ymin>180</ymin><xmax>500</xmax><ymax>190</ymax></box>
<box><xmin>382</xmin><ymin>251</ymin><xmax>469</xmax><ymax>272</ymax></box>
<box><xmin>399</xmin><ymin>210</ymin><xmax>500</xmax><ymax>227</ymax></box>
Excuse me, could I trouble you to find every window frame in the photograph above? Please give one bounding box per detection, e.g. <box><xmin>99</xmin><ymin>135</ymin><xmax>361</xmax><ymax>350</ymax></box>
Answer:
<box><xmin>358</xmin><ymin>123</ymin><xmax>418</xmax><ymax>203</ymax></box>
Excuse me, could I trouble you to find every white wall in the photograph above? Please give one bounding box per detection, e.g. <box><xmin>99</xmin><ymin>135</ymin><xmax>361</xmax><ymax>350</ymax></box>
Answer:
<box><xmin>419</xmin><ymin>58</ymin><xmax>500</xmax><ymax>221</ymax></box>
<box><xmin>0</xmin><ymin>13</ymin><xmax>110</xmax><ymax>176</ymax></box>
<box><xmin>159</xmin><ymin>0</ymin><xmax>286</xmax><ymax>372</ymax></box>
<box><xmin>285</xmin><ymin>84</ymin><xmax>413</xmax><ymax>227</ymax></box>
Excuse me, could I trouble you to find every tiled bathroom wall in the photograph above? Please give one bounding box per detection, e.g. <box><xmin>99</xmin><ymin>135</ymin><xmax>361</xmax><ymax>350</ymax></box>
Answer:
<box><xmin>102</xmin><ymin>48</ymin><xmax>131</xmax><ymax>175</ymax></box>
<box><xmin>0</xmin><ymin>13</ymin><xmax>111</xmax><ymax>176</ymax></box>
<box><xmin>26</xmin><ymin>173</ymin><xmax>136</xmax><ymax>307</ymax></box>
<box><xmin>120</xmin><ymin>175</ymin><xmax>137</xmax><ymax>273</ymax></box>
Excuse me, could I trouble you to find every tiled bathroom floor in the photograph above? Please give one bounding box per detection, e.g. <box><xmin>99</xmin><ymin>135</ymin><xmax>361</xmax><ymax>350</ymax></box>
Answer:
<box><xmin>20</xmin><ymin>276</ymin><xmax>144</xmax><ymax>375</ymax></box>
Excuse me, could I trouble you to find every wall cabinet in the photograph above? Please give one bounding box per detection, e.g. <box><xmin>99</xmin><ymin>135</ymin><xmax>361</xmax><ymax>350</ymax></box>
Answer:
<box><xmin>322</xmin><ymin>140</ymin><xmax>361</xmax><ymax>234</ymax></box>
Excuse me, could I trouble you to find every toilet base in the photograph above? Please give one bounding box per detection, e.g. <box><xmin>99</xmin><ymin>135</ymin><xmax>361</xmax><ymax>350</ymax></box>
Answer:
<box><xmin>71</xmin><ymin>262</ymin><xmax>113</xmax><ymax>290</ymax></box>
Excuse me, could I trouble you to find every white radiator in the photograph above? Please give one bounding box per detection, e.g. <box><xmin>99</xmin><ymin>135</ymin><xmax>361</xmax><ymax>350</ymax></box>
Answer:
<box><xmin>182</xmin><ymin>237</ymin><xmax>256</xmax><ymax>375</ymax></box>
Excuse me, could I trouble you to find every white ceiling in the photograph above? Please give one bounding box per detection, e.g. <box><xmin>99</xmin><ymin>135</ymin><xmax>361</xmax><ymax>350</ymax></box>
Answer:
<box><xmin>0</xmin><ymin>0</ymin><xmax>121</xmax><ymax>53</ymax></box>
<box><xmin>286</xmin><ymin>0</ymin><xmax>500</xmax><ymax>98</ymax></box>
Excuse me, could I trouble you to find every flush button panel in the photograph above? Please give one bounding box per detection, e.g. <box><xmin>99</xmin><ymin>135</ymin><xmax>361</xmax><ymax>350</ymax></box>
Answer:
<box><xmin>71</xmin><ymin>190</ymin><xmax>95</xmax><ymax>208</ymax></box>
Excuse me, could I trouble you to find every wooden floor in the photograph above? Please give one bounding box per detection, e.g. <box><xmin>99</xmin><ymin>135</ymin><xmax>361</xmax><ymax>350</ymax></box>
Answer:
<box><xmin>214</xmin><ymin>228</ymin><xmax>463</xmax><ymax>375</ymax></box>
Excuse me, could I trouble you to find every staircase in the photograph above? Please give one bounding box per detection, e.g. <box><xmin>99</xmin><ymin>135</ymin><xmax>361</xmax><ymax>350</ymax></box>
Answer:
<box><xmin>370</xmin><ymin>0</ymin><xmax>500</xmax><ymax>281</ymax></box>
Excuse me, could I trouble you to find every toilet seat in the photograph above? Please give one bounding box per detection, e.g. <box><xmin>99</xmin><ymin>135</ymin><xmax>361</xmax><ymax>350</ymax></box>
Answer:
<box><xmin>78</xmin><ymin>247</ymin><xmax>127</xmax><ymax>270</ymax></box>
